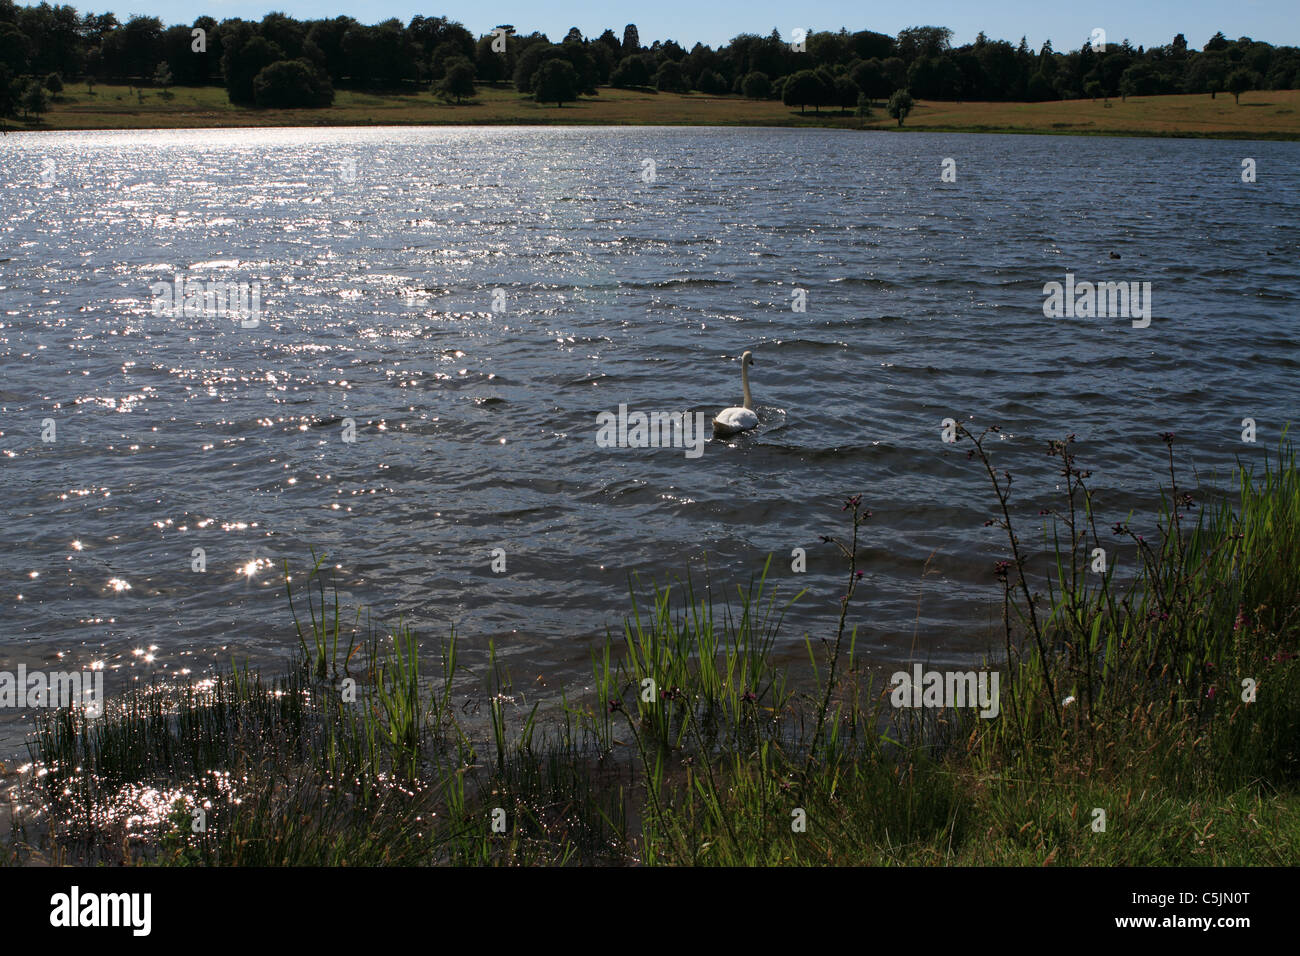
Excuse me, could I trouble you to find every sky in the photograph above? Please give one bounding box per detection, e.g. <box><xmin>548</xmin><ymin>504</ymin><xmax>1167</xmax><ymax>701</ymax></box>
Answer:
<box><xmin>74</xmin><ymin>0</ymin><xmax>1299</xmax><ymax>51</ymax></box>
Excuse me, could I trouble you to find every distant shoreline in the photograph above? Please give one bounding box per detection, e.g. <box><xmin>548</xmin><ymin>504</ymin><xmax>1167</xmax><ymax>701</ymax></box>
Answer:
<box><xmin>6</xmin><ymin>85</ymin><xmax>1299</xmax><ymax>140</ymax></box>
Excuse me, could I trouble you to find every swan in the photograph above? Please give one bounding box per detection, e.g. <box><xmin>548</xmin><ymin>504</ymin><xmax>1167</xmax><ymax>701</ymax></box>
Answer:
<box><xmin>712</xmin><ymin>350</ymin><xmax>759</xmax><ymax>437</ymax></box>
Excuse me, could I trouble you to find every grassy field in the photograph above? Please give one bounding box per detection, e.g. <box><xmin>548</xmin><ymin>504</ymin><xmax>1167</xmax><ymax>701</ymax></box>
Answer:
<box><xmin>5</xmin><ymin>82</ymin><xmax>1300</xmax><ymax>138</ymax></box>
<box><xmin>4</xmin><ymin>429</ymin><xmax>1298</xmax><ymax>866</ymax></box>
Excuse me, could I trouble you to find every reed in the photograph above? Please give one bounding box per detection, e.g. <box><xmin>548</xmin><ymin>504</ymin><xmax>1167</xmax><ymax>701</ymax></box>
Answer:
<box><xmin>6</xmin><ymin>429</ymin><xmax>1297</xmax><ymax>866</ymax></box>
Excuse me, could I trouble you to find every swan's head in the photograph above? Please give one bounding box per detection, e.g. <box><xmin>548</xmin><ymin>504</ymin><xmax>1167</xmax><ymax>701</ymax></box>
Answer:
<box><xmin>742</xmin><ymin>350</ymin><xmax>754</xmax><ymax>366</ymax></box>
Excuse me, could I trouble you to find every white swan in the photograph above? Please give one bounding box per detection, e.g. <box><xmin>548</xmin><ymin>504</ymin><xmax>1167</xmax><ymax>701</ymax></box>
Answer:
<box><xmin>712</xmin><ymin>350</ymin><xmax>759</xmax><ymax>437</ymax></box>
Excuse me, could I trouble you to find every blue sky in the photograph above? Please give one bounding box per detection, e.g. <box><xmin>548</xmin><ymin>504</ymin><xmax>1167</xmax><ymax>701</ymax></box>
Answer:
<box><xmin>94</xmin><ymin>0</ymin><xmax>1298</xmax><ymax>50</ymax></box>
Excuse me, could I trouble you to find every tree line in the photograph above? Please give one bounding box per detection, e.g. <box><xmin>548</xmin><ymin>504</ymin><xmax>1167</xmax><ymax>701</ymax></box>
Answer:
<box><xmin>1</xmin><ymin>1</ymin><xmax>1296</xmax><ymax>117</ymax></box>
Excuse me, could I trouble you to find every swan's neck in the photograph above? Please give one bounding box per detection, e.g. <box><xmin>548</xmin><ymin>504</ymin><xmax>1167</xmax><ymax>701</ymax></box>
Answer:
<box><xmin>741</xmin><ymin>361</ymin><xmax>753</xmax><ymax>410</ymax></box>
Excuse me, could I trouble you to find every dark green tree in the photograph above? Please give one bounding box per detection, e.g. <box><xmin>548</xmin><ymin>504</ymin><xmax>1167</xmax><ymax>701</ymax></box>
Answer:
<box><xmin>1204</xmin><ymin>31</ymin><xmax>1230</xmax><ymax>53</ymax></box>
<box><xmin>654</xmin><ymin>59</ymin><xmax>686</xmax><ymax>92</ymax></box>
<box><xmin>621</xmin><ymin>24</ymin><xmax>639</xmax><ymax>56</ymax></box>
<box><xmin>832</xmin><ymin>74</ymin><xmax>857</xmax><ymax>111</ymax></box>
<box><xmin>1225</xmin><ymin>68</ymin><xmax>1253</xmax><ymax>103</ymax></box>
<box><xmin>429</xmin><ymin>38</ymin><xmax>467</xmax><ymax>82</ymax></box>
<box><xmin>610</xmin><ymin>53</ymin><xmax>651</xmax><ymax>88</ymax></box>
<box><xmin>782</xmin><ymin>69</ymin><xmax>824</xmax><ymax>111</ymax></box>
<box><xmin>533</xmin><ymin>57</ymin><xmax>577</xmax><ymax>106</ymax></box>
<box><xmin>850</xmin><ymin>58</ymin><xmax>888</xmax><ymax>103</ymax></box>
<box><xmin>695</xmin><ymin>69</ymin><xmax>725</xmax><ymax>93</ymax></box>
<box><xmin>102</xmin><ymin>15</ymin><xmax>162</xmax><ymax>80</ymax></box>
<box><xmin>512</xmin><ymin>38</ymin><xmax>559</xmax><ymax>92</ymax></box>
<box><xmin>596</xmin><ymin>29</ymin><xmax>620</xmax><ymax>56</ymax></box>
<box><xmin>886</xmin><ymin>88</ymin><xmax>914</xmax><ymax>125</ymax></box>
<box><xmin>222</xmin><ymin>32</ymin><xmax>283</xmax><ymax>104</ymax></box>
<box><xmin>1027</xmin><ymin>71</ymin><xmax>1054</xmax><ymax>100</ymax></box>
<box><xmin>0</xmin><ymin>63</ymin><xmax>15</xmax><ymax>117</ymax></box>
<box><xmin>437</xmin><ymin>56</ymin><xmax>475</xmax><ymax>103</ymax></box>
<box><xmin>895</xmin><ymin>25</ymin><xmax>952</xmax><ymax>63</ymax></box>
<box><xmin>83</xmin><ymin>46</ymin><xmax>100</xmax><ymax>92</ymax></box>
<box><xmin>21</xmin><ymin>77</ymin><xmax>49</xmax><ymax>119</ymax></box>
<box><xmin>474</xmin><ymin>33</ymin><xmax>505</xmax><ymax>84</ymax></box>
<box><xmin>0</xmin><ymin>21</ymin><xmax>31</xmax><ymax>73</ymax></box>
<box><xmin>152</xmin><ymin>61</ymin><xmax>171</xmax><ymax>95</ymax></box>
<box><xmin>251</xmin><ymin>57</ymin><xmax>333</xmax><ymax>107</ymax></box>
<box><xmin>741</xmin><ymin>70</ymin><xmax>770</xmax><ymax>98</ymax></box>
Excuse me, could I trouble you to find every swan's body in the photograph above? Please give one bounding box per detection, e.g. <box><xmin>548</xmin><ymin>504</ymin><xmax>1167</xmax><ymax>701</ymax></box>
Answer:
<box><xmin>713</xmin><ymin>350</ymin><xmax>759</xmax><ymax>437</ymax></box>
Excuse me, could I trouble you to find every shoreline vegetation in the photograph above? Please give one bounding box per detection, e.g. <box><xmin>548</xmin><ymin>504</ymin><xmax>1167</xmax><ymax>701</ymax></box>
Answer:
<box><xmin>3</xmin><ymin>84</ymin><xmax>1300</xmax><ymax>138</ymax></box>
<box><xmin>3</xmin><ymin>428</ymin><xmax>1297</xmax><ymax>866</ymax></box>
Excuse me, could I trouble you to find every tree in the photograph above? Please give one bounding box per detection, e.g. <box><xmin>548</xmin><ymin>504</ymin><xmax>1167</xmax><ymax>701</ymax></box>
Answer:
<box><xmin>102</xmin><ymin>15</ymin><xmax>163</xmax><ymax>81</ymax></box>
<box><xmin>559</xmin><ymin>38</ymin><xmax>599</xmax><ymax>94</ymax></box>
<box><xmin>850</xmin><ymin>58</ymin><xmax>888</xmax><ymax>103</ymax></box>
<box><xmin>621</xmin><ymin>24</ymin><xmax>639</xmax><ymax>56</ymax></box>
<box><xmin>44</xmin><ymin>71</ymin><xmax>62</xmax><ymax>94</ymax></box>
<box><xmin>696</xmin><ymin>69</ymin><xmax>726</xmax><ymax>93</ymax></box>
<box><xmin>1118</xmin><ymin>62</ymin><xmax>1159</xmax><ymax>97</ymax></box>
<box><xmin>741</xmin><ymin>70</ymin><xmax>770</xmax><ymax>99</ymax></box>
<box><xmin>474</xmin><ymin>34</ymin><xmax>505</xmax><ymax>84</ymax></box>
<box><xmin>513</xmin><ymin>40</ymin><xmax>556</xmax><ymax>93</ymax></box>
<box><xmin>855</xmin><ymin>91</ymin><xmax>872</xmax><ymax>117</ymax></box>
<box><xmin>610</xmin><ymin>54</ymin><xmax>651</xmax><ymax>88</ymax></box>
<box><xmin>850</xmin><ymin>29</ymin><xmax>894</xmax><ymax>61</ymax></box>
<box><xmin>260</xmin><ymin>12</ymin><xmax>306</xmax><ymax>61</ymax></box>
<box><xmin>886</xmin><ymin>88</ymin><xmax>914</xmax><ymax>126</ymax></box>
<box><xmin>429</xmin><ymin>39</ymin><xmax>467</xmax><ymax>83</ymax></box>
<box><xmin>1027</xmin><ymin>71</ymin><xmax>1054</xmax><ymax>100</ymax></box>
<box><xmin>152</xmin><ymin>61</ymin><xmax>172</xmax><ymax>97</ymax></box>
<box><xmin>895</xmin><ymin>26</ymin><xmax>952</xmax><ymax>63</ymax></box>
<box><xmin>1084</xmin><ymin>79</ymin><xmax>1102</xmax><ymax>101</ymax></box>
<box><xmin>534</xmin><ymin>57</ymin><xmax>577</xmax><ymax>106</ymax></box>
<box><xmin>907</xmin><ymin>54</ymin><xmax>961</xmax><ymax>98</ymax></box>
<box><xmin>879</xmin><ymin>56</ymin><xmax>907</xmax><ymax>90</ymax></box>
<box><xmin>21</xmin><ymin>77</ymin><xmax>49</xmax><ymax>120</ymax></box>
<box><xmin>252</xmin><ymin>58</ymin><xmax>334</xmax><ymax>108</ymax></box>
<box><xmin>437</xmin><ymin>57</ymin><xmax>475</xmax><ymax>103</ymax></box>
<box><xmin>832</xmin><ymin>75</ymin><xmax>858</xmax><ymax>111</ymax></box>
<box><xmin>782</xmin><ymin>69</ymin><xmax>825</xmax><ymax>111</ymax></box>
<box><xmin>596</xmin><ymin>29</ymin><xmax>620</xmax><ymax>57</ymax></box>
<box><xmin>0</xmin><ymin>63</ymin><xmax>15</xmax><ymax>117</ymax></box>
<box><xmin>1225</xmin><ymin>68</ymin><xmax>1253</xmax><ymax>103</ymax></box>
<box><xmin>305</xmin><ymin>16</ymin><xmax>357</xmax><ymax>86</ymax></box>
<box><xmin>0</xmin><ymin>21</ymin><xmax>31</xmax><ymax>73</ymax></box>
<box><xmin>654</xmin><ymin>59</ymin><xmax>686</xmax><ymax>93</ymax></box>
<box><xmin>222</xmin><ymin>33</ymin><xmax>284</xmax><ymax>104</ymax></box>
<box><xmin>83</xmin><ymin>46</ymin><xmax>100</xmax><ymax>92</ymax></box>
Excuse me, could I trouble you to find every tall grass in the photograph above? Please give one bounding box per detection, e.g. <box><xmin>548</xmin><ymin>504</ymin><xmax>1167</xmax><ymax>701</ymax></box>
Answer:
<box><xmin>6</xmin><ymin>428</ymin><xmax>1298</xmax><ymax>866</ymax></box>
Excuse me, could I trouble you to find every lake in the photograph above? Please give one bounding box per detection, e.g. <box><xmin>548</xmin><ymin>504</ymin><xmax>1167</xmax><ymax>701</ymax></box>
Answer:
<box><xmin>1</xmin><ymin>125</ymin><xmax>1297</xmax><ymax>756</ymax></box>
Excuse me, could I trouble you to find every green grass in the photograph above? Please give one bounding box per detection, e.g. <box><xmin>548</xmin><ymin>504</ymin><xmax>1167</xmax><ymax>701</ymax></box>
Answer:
<box><xmin>6</xmin><ymin>84</ymin><xmax>1300</xmax><ymax>139</ymax></box>
<box><xmin>4</xmin><ymin>429</ymin><xmax>1298</xmax><ymax>866</ymax></box>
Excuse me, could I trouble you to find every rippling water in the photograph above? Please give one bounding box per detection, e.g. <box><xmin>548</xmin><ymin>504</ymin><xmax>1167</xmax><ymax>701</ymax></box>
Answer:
<box><xmin>1</xmin><ymin>126</ymin><xmax>1297</xmax><ymax>755</ymax></box>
